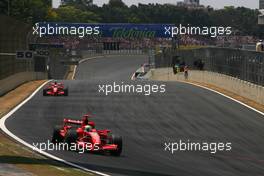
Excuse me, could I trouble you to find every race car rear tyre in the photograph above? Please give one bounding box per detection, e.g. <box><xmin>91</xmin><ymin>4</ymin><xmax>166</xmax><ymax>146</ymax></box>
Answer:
<box><xmin>52</xmin><ymin>125</ymin><xmax>63</xmax><ymax>143</ymax></box>
<box><xmin>64</xmin><ymin>129</ymin><xmax>77</xmax><ymax>149</ymax></box>
<box><xmin>43</xmin><ymin>89</ymin><xmax>47</xmax><ymax>96</ymax></box>
<box><xmin>64</xmin><ymin>88</ymin><xmax>68</xmax><ymax>96</ymax></box>
<box><xmin>110</xmin><ymin>134</ymin><xmax>122</xmax><ymax>156</ymax></box>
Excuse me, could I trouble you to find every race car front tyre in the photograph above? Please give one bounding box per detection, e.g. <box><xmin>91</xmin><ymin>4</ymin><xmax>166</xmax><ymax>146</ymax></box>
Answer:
<box><xmin>64</xmin><ymin>129</ymin><xmax>77</xmax><ymax>149</ymax></box>
<box><xmin>52</xmin><ymin>125</ymin><xmax>63</xmax><ymax>143</ymax></box>
<box><xmin>110</xmin><ymin>134</ymin><xmax>122</xmax><ymax>156</ymax></box>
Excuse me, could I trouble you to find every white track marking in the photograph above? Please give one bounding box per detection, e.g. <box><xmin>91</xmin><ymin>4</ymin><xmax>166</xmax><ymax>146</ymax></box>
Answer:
<box><xmin>181</xmin><ymin>81</ymin><xmax>264</xmax><ymax>116</ymax></box>
<box><xmin>72</xmin><ymin>65</ymin><xmax>77</xmax><ymax>80</ymax></box>
<box><xmin>0</xmin><ymin>80</ymin><xmax>110</xmax><ymax>176</ymax></box>
<box><xmin>72</xmin><ymin>56</ymin><xmax>104</xmax><ymax>80</ymax></box>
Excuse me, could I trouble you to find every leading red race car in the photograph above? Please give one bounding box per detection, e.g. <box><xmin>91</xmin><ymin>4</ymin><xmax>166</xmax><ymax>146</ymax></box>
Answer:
<box><xmin>51</xmin><ymin>114</ymin><xmax>122</xmax><ymax>156</ymax></box>
<box><xmin>43</xmin><ymin>81</ymin><xmax>68</xmax><ymax>96</ymax></box>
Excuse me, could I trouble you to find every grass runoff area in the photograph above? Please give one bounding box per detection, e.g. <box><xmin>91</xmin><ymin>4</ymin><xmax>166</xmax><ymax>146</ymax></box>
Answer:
<box><xmin>0</xmin><ymin>80</ymin><xmax>95</xmax><ymax>176</ymax></box>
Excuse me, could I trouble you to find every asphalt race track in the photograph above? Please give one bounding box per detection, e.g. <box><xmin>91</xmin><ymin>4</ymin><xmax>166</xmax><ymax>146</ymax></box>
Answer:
<box><xmin>5</xmin><ymin>55</ymin><xmax>264</xmax><ymax>176</ymax></box>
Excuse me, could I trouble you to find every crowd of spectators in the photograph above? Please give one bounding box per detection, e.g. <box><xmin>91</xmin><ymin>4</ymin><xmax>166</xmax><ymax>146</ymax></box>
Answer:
<box><xmin>37</xmin><ymin>34</ymin><xmax>260</xmax><ymax>50</ymax></box>
<box><xmin>215</xmin><ymin>36</ymin><xmax>258</xmax><ymax>48</ymax></box>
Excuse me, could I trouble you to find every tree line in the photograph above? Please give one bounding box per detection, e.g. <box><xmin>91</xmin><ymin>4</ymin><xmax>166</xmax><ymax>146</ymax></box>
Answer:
<box><xmin>0</xmin><ymin>0</ymin><xmax>263</xmax><ymax>37</ymax></box>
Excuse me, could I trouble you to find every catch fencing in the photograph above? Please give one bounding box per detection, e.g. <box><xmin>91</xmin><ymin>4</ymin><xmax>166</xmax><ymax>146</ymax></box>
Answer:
<box><xmin>155</xmin><ymin>47</ymin><xmax>264</xmax><ymax>86</ymax></box>
<box><xmin>0</xmin><ymin>15</ymin><xmax>69</xmax><ymax>81</ymax></box>
<box><xmin>0</xmin><ymin>15</ymin><xmax>36</xmax><ymax>80</ymax></box>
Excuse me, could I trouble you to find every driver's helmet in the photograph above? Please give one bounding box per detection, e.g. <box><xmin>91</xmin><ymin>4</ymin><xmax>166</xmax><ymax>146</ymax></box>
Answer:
<box><xmin>84</xmin><ymin>125</ymin><xmax>92</xmax><ymax>132</ymax></box>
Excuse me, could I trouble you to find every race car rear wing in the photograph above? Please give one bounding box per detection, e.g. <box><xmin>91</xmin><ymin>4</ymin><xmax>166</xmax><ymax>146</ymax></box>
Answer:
<box><xmin>63</xmin><ymin>119</ymin><xmax>82</xmax><ymax>124</ymax></box>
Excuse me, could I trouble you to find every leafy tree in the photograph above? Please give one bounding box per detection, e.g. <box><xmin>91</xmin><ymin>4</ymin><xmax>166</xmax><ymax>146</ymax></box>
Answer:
<box><xmin>0</xmin><ymin>0</ymin><xmax>8</xmax><ymax>15</ymax></box>
<box><xmin>2</xmin><ymin>0</ymin><xmax>264</xmax><ymax>37</ymax></box>
<box><xmin>53</xmin><ymin>5</ymin><xmax>100</xmax><ymax>23</ymax></box>
<box><xmin>108</xmin><ymin>0</ymin><xmax>127</xmax><ymax>8</ymax></box>
<box><xmin>46</xmin><ymin>7</ymin><xmax>59</xmax><ymax>21</ymax></box>
<box><xmin>62</xmin><ymin>0</ymin><xmax>93</xmax><ymax>10</ymax></box>
<box><xmin>3</xmin><ymin>0</ymin><xmax>50</xmax><ymax>23</ymax></box>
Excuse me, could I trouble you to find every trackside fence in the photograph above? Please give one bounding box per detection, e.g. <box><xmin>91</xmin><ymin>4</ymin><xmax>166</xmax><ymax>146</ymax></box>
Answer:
<box><xmin>0</xmin><ymin>15</ymin><xmax>34</xmax><ymax>80</ymax></box>
<box><xmin>80</xmin><ymin>49</ymin><xmax>148</xmax><ymax>56</ymax></box>
<box><xmin>155</xmin><ymin>47</ymin><xmax>264</xmax><ymax>86</ymax></box>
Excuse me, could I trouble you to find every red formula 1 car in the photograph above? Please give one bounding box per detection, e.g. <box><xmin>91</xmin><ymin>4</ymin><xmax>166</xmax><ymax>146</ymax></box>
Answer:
<box><xmin>51</xmin><ymin>114</ymin><xmax>122</xmax><ymax>156</ymax></box>
<box><xmin>43</xmin><ymin>81</ymin><xmax>68</xmax><ymax>96</ymax></box>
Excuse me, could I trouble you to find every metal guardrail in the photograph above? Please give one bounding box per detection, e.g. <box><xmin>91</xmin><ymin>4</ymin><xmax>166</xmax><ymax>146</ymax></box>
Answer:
<box><xmin>155</xmin><ymin>47</ymin><xmax>264</xmax><ymax>86</ymax></box>
<box><xmin>0</xmin><ymin>54</ymin><xmax>34</xmax><ymax>80</ymax></box>
<box><xmin>102</xmin><ymin>49</ymin><xmax>146</xmax><ymax>55</ymax></box>
<box><xmin>80</xmin><ymin>49</ymin><xmax>148</xmax><ymax>56</ymax></box>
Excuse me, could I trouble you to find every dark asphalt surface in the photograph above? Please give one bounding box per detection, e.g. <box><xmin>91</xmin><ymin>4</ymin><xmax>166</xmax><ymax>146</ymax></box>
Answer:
<box><xmin>5</xmin><ymin>55</ymin><xmax>264</xmax><ymax>176</ymax></box>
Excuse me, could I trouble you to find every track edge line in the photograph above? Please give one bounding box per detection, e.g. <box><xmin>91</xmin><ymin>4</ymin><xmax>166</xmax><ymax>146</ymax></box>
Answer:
<box><xmin>73</xmin><ymin>56</ymin><xmax>104</xmax><ymax>80</ymax></box>
<box><xmin>0</xmin><ymin>80</ymin><xmax>111</xmax><ymax>176</ymax></box>
<box><xmin>180</xmin><ymin>80</ymin><xmax>264</xmax><ymax>116</ymax></box>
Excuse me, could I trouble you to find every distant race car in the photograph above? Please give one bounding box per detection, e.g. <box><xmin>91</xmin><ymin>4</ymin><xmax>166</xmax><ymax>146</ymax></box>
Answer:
<box><xmin>131</xmin><ymin>63</ymin><xmax>152</xmax><ymax>80</ymax></box>
<box><xmin>43</xmin><ymin>81</ymin><xmax>68</xmax><ymax>96</ymax></box>
<box><xmin>132</xmin><ymin>71</ymin><xmax>147</xmax><ymax>80</ymax></box>
<box><xmin>51</xmin><ymin>114</ymin><xmax>122</xmax><ymax>156</ymax></box>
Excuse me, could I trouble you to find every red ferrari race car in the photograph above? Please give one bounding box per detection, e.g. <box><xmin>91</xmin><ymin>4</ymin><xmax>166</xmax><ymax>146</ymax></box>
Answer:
<box><xmin>43</xmin><ymin>81</ymin><xmax>68</xmax><ymax>96</ymax></box>
<box><xmin>51</xmin><ymin>114</ymin><xmax>122</xmax><ymax>156</ymax></box>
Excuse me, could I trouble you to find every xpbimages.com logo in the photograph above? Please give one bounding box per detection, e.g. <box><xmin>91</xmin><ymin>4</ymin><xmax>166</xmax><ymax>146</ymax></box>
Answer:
<box><xmin>164</xmin><ymin>24</ymin><xmax>232</xmax><ymax>38</ymax></box>
<box><xmin>98</xmin><ymin>82</ymin><xmax>166</xmax><ymax>96</ymax></box>
<box><xmin>32</xmin><ymin>23</ymin><xmax>100</xmax><ymax>38</ymax></box>
<box><xmin>164</xmin><ymin>140</ymin><xmax>232</xmax><ymax>154</ymax></box>
<box><xmin>32</xmin><ymin>140</ymin><xmax>100</xmax><ymax>154</ymax></box>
